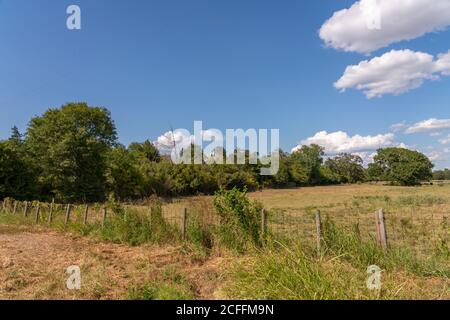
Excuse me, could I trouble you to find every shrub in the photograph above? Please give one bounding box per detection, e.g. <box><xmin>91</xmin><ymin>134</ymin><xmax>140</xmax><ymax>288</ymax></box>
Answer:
<box><xmin>213</xmin><ymin>187</ymin><xmax>263</xmax><ymax>252</ymax></box>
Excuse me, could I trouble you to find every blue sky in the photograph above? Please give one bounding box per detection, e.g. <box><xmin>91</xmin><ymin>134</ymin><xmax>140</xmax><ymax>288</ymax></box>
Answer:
<box><xmin>1</xmin><ymin>0</ymin><xmax>450</xmax><ymax>168</ymax></box>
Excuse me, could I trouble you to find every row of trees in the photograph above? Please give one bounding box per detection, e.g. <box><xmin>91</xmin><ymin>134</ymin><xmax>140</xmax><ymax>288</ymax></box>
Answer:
<box><xmin>0</xmin><ymin>103</ymin><xmax>436</xmax><ymax>203</ymax></box>
<box><xmin>433</xmin><ymin>169</ymin><xmax>450</xmax><ymax>181</ymax></box>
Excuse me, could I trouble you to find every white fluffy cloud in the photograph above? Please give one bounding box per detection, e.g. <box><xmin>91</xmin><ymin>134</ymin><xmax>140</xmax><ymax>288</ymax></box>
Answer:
<box><xmin>436</xmin><ymin>51</ymin><xmax>450</xmax><ymax>76</ymax></box>
<box><xmin>335</xmin><ymin>50</ymin><xmax>450</xmax><ymax>98</ymax></box>
<box><xmin>154</xmin><ymin>131</ymin><xmax>193</xmax><ymax>155</ymax></box>
<box><xmin>292</xmin><ymin>131</ymin><xmax>398</xmax><ymax>154</ymax></box>
<box><xmin>319</xmin><ymin>0</ymin><xmax>450</xmax><ymax>54</ymax></box>
<box><xmin>154</xmin><ymin>130</ymin><xmax>224</xmax><ymax>155</ymax></box>
<box><xmin>405</xmin><ymin>118</ymin><xmax>450</xmax><ymax>134</ymax></box>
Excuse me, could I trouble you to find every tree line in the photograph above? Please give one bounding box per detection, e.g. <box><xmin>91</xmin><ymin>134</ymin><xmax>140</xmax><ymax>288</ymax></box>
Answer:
<box><xmin>433</xmin><ymin>169</ymin><xmax>450</xmax><ymax>181</ymax></box>
<box><xmin>0</xmin><ymin>103</ymin><xmax>436</xmax><ymax>203</ymax></box>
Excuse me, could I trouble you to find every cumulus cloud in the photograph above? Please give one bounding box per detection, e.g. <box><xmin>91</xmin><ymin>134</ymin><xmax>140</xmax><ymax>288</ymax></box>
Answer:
<box><xmin>405</xmin><ymin>118</ymin><xmax>450</xmax><ymax>134</ymax></box>
<box><xmin>292</xmin><ymin>131</ymin><xmax>398</xmax><ymax>154</ymax></box>
<box><xmin>319</xmin><ymin>0</ymin><xmax>450</xmax><ymax>54</ymax></box>
<box><xmin>154</xmin><ymin>131</ymin><xmax>193</xmax><ymax>155</ymax></box>
<box><xmin>435</xmin><ymin>51</ymin><xmax>450</xmax><ymax>76</ymax></box>
<box><xmin>335</xmin><ymin>50</ymin><xmax>450</xmax><ymax>98</ymax></box>
<box><xmin>154</xmin><ymin>129</ymin><xmax>224</xmax><ymax>155</ymax></box>
<box><xmin>353</xmin><ymin>151</ymin><xmax>378</xmax><ymax>165</ymax></box>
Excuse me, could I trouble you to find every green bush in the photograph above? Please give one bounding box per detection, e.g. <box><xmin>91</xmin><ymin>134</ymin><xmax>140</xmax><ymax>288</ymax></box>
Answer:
<box><xmin>213</xmin><ymin>187</ymin><xmax>263</xmax><ymax>252</ymax></box>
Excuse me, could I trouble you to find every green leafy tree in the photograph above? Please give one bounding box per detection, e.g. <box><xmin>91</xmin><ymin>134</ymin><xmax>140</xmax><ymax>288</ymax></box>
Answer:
<box><xmin>25</xmin><ymin>103</ymin><xmax>117</xmax><ymax>202</ymax></box>
<box><xmin>366</xmin><ymin>162</ymin><xmax>386</xmax><ymax>182</ymax></box>
<box><xmin>0</xmin><ymin>127</ymin><xmax>37</xmax><ymax>200</ymax></box>
<box><xmin>128</xmin><ymin>140</ymin><xmax>161</xmax><ymax>162</ymax></box>
<box><xmin>106</xmin><ymin>146</ymin><xmax>145</xmax><ymax>201</ymax></box>
<box><xmin>0</xmin><ymin>141</ymin><xmax>36</xmax><ymax>200</ymax></box>
<box><xmin>290</xmin><ymin>144</ymin><xmax>324</xmax><ymax>185</ymax></box>
<box><xmin>372</xmin><ymin>148</ymin><xmax>433</xmax><ymax>186</ymax></box>
<box><xmin>271</xmin><ymin>150</ymin><xmax>293</xmax><ymax>187</ymax></box>
<box><xmin>324</xmin><ymin>153</ymin><xmax>366</xmax><ymax>184</ymax></box>
<box><xmin>433</xmin><ymin>169</ymin><xmax>450</xmax><ymax>180</ymax></box>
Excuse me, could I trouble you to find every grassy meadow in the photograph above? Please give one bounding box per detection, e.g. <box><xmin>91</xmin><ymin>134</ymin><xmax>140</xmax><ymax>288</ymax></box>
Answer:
<box><xmin>0</xmin><ymin>183</ymin><xmax>449</xmax><ymax>300</ymax></box>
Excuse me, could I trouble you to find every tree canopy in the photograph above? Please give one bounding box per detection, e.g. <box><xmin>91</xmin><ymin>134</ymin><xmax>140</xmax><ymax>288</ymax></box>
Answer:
<box><xmin>25</xmin><ymin>103</ymin><xmax>118</xmax><ymax>202</ymax></box>
<box><xmin>0</xmin><ymin>104</ymin><xmax>440</xmax><ymax>202</ymax></box>
<box><xmin>370</xmin><ymin>148</ymin><xmax>433</xmax><ymax>186</ymax></box>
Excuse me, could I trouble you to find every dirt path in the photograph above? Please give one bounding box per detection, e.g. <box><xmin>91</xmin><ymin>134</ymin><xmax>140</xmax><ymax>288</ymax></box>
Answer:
<box><xmin>0</xmin><ymin>225</ymin><xmax>225</xmax><ymax>300</ymax></box>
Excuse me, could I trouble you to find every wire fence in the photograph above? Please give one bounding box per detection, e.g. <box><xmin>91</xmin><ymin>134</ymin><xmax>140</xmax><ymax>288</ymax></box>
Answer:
<box><xmin>1</xmin><ymin>198</ymin><xmax>449</xmax><ymax>257</ymax></box>
<box><xmin>0</xmin><ymin>199</ymin><xmax>109</xmax><ymax>226</ymax></box>
<box><xmin>266</xmin><ymin>208</ymin><xmax>450</xmax><ymax>257</ymax></box>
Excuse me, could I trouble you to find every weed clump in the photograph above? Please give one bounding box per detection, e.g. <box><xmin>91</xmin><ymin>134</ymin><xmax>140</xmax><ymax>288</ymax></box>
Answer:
<box><xmin>213</xmin><ymin>187</ymin><xmax>264</xmax><ymax>252</ymax></box>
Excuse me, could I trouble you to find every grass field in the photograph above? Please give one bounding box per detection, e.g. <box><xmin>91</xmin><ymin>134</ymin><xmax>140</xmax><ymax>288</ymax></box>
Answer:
<box><xmin>162</xmin><ymin>183</ymin><xmax>450</xmax><ymax>256</ymax></box>
<box><xmin>0</xmin><ymin>183</ymin><xmax>449</xmax><ymax>300</ymax></box>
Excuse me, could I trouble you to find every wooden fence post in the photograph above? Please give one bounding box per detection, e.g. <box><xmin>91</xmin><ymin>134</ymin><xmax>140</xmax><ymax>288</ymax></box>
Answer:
<box><xmin>101</xmin><ymin>207</ymin><xmax>107</xmax><ymax>228</ymax></box>
<box><xmin>378</xmin><ymin>209</ymin><xmax>388</xmax><ymax>251</ymax></box>
<box><xmin>148</xmin><ymin>207</ymin><xmax>152</xmax><ymax>228</ymax></box>
<box><xmin>34</xmin><ymin>204</ymin><xmax>40</xmax><ymax>224</ymax></box>
<box><xmin>374</xmin><ymin>210</ymin><xmax>381</xmax><ymax>245</ymax></box>
<box><xmin>83</xmin><ymin>204</ymin><xmax>89</xmax><ymax>225</ymax></box>
<box><xmin>23</xmin><ymin>201</ymin><xmax>29</xmax><ymax>217</ymax></box>
<box><xmin>13</xmin><ymin>201</ymin><xmax>18</xmax><ymax>215</ymax></box>
<box><xmin>315</xmin><ymin>210</ymin><xmax>322</xmax><ymax>256</ymax></box>
<box><xmin>261</xmin><ymin>208</ymin><xmax>267</xmax><ymax>240</ymax></box>
<box><xmin>182</xmin><ymin>208</ymin><xmax>188</xmax><ymax>240</ymax></box>
<box><xmin>1</xmin><ymin>200</ymin><xmax>6</xmax><ymax>213</ymax></box>
<box><xmin>48</xmin><ymin>199</ymin><xmax>54</xmax><ymax>224</ymax></box>
<box><xmin>64</xmin><ymin>204</ymin><xmax>72</xmax><ymax>227</ymax></box>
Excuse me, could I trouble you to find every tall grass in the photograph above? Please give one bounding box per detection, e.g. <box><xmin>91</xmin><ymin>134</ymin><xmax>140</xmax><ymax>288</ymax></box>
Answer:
<box><xmin>213</xmin><ymin>188</ymin><xmax>264</xmax><ymax>253</ymax></box>
<box><xmin>0</xmin><ymin>201</ymin><xmax>181</xmax><ymax>246</ymax></box>
<box><xmin>225</xmin><ymin>241</ymin><xmax>366</xmax><ymax>300</ymax></box>
<box><xmin>321</xmin><ymin>218</ymin><xmax>450</xmax><ymax>277</ymax></box>
<box><xmin>96</xmin><ymin>205</ymin><xmax>179</xmax><ymax>245</ymax></box>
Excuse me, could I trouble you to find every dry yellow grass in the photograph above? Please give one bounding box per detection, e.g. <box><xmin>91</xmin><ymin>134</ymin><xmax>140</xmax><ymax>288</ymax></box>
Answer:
<box><xmin>0</xmin><ymin>224</ymin><xmax>225</xmax><ymax>300</ymax></box>
<box><xmin>159</xmin><ymin>183</ymin><xmax>450</xmax><ymax>256</ymax></box>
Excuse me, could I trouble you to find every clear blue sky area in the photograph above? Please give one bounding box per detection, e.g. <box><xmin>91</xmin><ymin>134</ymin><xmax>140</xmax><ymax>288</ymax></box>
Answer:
<box><xmin>1</xmin><ymin>0</ymin><xmax>449</xmax><ymax>168</ymax></box>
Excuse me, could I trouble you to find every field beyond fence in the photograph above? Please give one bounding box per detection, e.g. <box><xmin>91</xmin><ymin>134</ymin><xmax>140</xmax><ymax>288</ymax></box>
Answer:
<box><xmin>1</xmin><ymin>189</ymin><xmax>449</xmax><ymax>258</ymax></box>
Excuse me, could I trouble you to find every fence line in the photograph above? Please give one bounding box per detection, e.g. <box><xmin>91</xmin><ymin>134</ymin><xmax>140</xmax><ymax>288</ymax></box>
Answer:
<box><xmin>0</xmin><ymin>198</ymin><xmax>448</xmax><ymax>256</ymax></box>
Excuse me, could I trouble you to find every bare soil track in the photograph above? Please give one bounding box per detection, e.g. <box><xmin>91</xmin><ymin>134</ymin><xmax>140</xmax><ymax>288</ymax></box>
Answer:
<box><xmin>0</xmin><ymin>225</ymin><xmax>224</xmax><ymax>300</ymax></box>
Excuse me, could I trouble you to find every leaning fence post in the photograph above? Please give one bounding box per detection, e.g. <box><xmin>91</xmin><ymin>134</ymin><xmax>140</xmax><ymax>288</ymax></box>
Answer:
<box><xmin>378</xmin><ymin>209</ymin><xmax>388</xmax><ymax>251</ymax></box>
<box><xmin>23</xmin><ymin>201</ymin><xmax>29</xmax><ymax>217</ymax></box>
<box><xmin>48</xmin><ymin>199</ymin><xmax>54</xmax><ymax>224</ymax></box>
<box><xmin>34</xmin><ymin>204</ymin><xmax>40</xmax><ymax>224</ymax></box>
<box><xmin>261</xmin><ymin>208</ymin><xmax>267</xmax><ymax>240</ymax></box>
<box><xmin>13</xmin><ymin>201</ymin><xmax>18</xmax><ymax>215</ymax></box>
<box><xmin>182</xmin><ymin>208</ymin><xmax>188</xmax><ymax>240</ymax></box>
<box><xmin>315</xmin><ymin>210</ymin><xmax>322</xmax><ymax>256</ymax></box>
<box><xmin>83</xmin><ymin>204</ymin><xmax>89</xmax><ymax>225</ymax></box>
<box><xmin>101</xmin><ymin>207</ymin><xmax>107</xmax><ymax>228</ymax></box>
<box><xmin>64</xmin><ymin>204</ymin><xmax>72</xmax><ymax>227</ymax></box>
